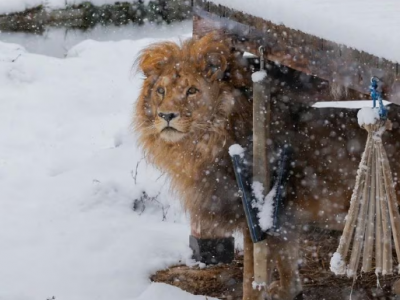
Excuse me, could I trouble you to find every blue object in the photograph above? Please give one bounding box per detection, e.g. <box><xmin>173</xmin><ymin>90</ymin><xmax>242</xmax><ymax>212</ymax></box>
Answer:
<box><xmin>370</xmin><ymin>77</ymin><xmax>387</xmax><ymax>120</ymax></box>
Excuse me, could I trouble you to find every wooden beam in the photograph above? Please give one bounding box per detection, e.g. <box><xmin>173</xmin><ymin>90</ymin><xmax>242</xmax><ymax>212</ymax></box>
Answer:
<box><xmin>193</xmin><ymin>1</ymin><xmax>400</xmax><ymax>105</ymax></box>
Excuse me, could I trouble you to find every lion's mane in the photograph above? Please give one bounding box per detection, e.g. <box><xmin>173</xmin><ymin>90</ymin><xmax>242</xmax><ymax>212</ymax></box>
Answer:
<box><xmin>134</xmin><ymin>34</ymin><xmax>252</xmax><ymax>235</ymax></box>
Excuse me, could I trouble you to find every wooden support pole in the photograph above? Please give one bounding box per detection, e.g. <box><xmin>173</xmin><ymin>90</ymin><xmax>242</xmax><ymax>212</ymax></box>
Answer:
<box><xmin>362</xmin><ymin>144</ymin><xmax>376</xmax><ymax>272</ymax></box>
<box><xmin>243</xmin><ymin>228</ymin><xmax>263</xmax><ymax>300</ymax></box>
<box><xmin>375</xmin><ymin>147</ymin><xmax>383</xmax><ymax>274</ymax></box>
<box><xmin>378</xmin><ymin>152</ymin><xmax>393</xmax><ymax>275</ymax></box>
<box><xmin>334</xmin><ymin>141</ymin><xmax>369</xmax><ymax>267</ymax></box>
<box><xmin>380</xmin><ymin>141</ymin><xmax>400</xmax><ymax>271</ymax></box>
<box><xmin>348</xmin><ymin>136</ymin><xmax>373</xmax><ymax>277</ymax></box>
<box><xmin>252</xmin><ymin>71</ymin><xmax>270</xmax><ymax>297</ymax></box>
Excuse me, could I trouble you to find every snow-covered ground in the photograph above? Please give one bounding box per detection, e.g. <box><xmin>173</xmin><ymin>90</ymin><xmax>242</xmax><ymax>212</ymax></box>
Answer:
<box><xmin>0</xmin><ymin>21</ymin><xmax>193</xmax><ymax>57</ymax></box>
<box><xmin>0</xmin><ymin>0</ymin><xmax>149</xmax><ymax>15</ymax></box>
<box><xmin>0</xmin><ymin>23</ymin><xmax>218</xmax><ymax>300</ymax></box>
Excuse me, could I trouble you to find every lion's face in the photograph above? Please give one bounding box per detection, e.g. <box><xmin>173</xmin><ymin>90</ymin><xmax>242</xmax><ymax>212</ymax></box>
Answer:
<box><xmin>150</xmin><ymin>71</ymin><xmax>224</xmax><ymax>143</ymax></box>
<box><xmin>135</xmin><ymin>34</ymin><xmax>241</xmax><ymax>145</ymax></box>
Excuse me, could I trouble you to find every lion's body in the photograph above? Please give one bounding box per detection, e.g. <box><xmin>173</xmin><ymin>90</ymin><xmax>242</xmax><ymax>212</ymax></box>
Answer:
<box><xmin>135</xmin><ymin>34</ymin><xmax>252</xmax><ymax>235</ymax></box>
<box><xmin>134</xmin><ymin>33</ymin><xmax>400</xmax><ymax>299</ymax></box>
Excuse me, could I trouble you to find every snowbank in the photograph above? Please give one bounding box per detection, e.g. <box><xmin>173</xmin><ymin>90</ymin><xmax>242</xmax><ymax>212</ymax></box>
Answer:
<box><xmin>210</xmin><ymin>0</ymin><xmax>400</xmax><ymax>63</ymax></box>
<box><xmin>0</xmin><ymin>28</ymin><xmax>196</xmax><ymax>300</ymax></box>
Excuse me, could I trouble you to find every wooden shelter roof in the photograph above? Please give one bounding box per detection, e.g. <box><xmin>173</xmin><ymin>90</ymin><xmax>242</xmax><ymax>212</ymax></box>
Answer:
<box><xmin>192</xmin><ymin>0</ymin><xmax>400</xmax><ymax>105</ymax></box>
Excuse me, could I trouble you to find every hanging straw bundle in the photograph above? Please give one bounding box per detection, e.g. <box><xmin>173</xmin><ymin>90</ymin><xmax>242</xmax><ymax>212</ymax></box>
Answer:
<box><xmin>330</xmin><ymin>104</ymin><xmax>400</xmax><ymax>278</ymax></box>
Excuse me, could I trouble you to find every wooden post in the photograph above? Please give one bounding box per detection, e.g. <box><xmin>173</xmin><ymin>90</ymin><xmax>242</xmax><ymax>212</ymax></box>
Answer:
<box><xmin>252</xmin><ymin>68</ymin><xmax>271</xmax><ymax>297</ymax></box>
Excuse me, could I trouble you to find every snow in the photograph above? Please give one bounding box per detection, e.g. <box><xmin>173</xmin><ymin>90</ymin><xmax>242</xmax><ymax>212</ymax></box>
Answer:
<box><xmin>313</xmin><ymin>100</ymin><xmax>390</xmax><ymax>109</ymax></box>
<box><xmin>135</xmin><ymin>283</ymin><xmax>218</xmax><ymax>300</ymax></box>
<box><xmin>0</xmin><ymin>24</ymin><xmax>201</xmax><ymax>300</ymax></box>
<box><xmin>258</xmin><ymin>188</ymin><xmax>276</xmax><ymax>231</ymax></box>
<box><xmin>229</xmin><ymin>143</ymin><xmax>245</xmax><ymax>158</ymax></box>
<box><xmin>251</xmin><ymin>181</ymin><xmax>276</xmax><ymax>231</ymax></box>
<box><xmin>209</xmin><ymin>0</ymin><xmax>400</xmax><ymax>63</ymax></box>
<box><xmin>0</xmin><ymin>21</ymin><xmax>193</xmax><ymax>58</ymax></box>
<box><xmin>243</xmin><ymin>51</ymin><xmax>257</xmax><ymax>58</ymax></box>
<box><xmin>251</xmin><ymin>70</ymin><xmax>267</xmax><ymax>83</ymax></box>
<box><xmin>330</xmin><ymin>252</ymin><xmax>346</xmax><ymax>275</ymax></box>
<box><xmin>357</xmin><ymin>107</ymin><xmax>380</xmax><ymax>126</ymax></box>
<box><xmin>252</xmin><ymin>181</ymin><xmax>265</xmax><ymax>205</ymax></box>
<box><xmin>252</xmin><ymin>281</ymin><xmax>267</xmax><ymax>291</ymax></box>
<box><xmin>0</xmin><ymin>0</ymin><xmax>150</xmax><ymax>14</ymax></box>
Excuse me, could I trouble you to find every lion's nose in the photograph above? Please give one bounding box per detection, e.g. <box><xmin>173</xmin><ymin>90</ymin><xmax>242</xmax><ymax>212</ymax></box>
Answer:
<box><xmin>158</xmin><ymin>112</ymin><xmax>178</xmax><ymax>122</ymax></box>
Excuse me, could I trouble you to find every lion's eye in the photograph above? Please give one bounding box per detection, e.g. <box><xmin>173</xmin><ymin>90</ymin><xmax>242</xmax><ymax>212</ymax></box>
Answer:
<box><xmin>157</xmin><ymin>87</ymin><xmax>165</xmax><ymax>95</ymax></box>
<box><xmin>187</xmin><ymin>87</ymin><xmax>198</xmax><ymax>96</ymax></box>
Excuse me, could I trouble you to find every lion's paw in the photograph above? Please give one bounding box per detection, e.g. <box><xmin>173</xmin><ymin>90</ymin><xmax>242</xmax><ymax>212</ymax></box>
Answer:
<box><xmin>267</xmin><ymin>280</ymin><xmax>302</xmax><ymax>300</ymax></box>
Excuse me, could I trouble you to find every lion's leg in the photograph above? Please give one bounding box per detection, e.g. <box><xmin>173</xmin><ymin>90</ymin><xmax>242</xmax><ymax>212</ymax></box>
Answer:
<box><xmin>190</xmin><ymin>218</ymin><xmax>234</xmax><ymax>264</ymax></box>
<box><xmin>267</xmin><ymin>235</ymin><xmax>302</xmax><ymax>300</ymax></box>
<box><xmin>243</xmin><ymin>227</ymin><xmax>264</xmax><ymax>300</ymax></box>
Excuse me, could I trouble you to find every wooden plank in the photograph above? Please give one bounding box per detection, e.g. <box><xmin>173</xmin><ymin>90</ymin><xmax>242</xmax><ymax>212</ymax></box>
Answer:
<box><xmin>193</xmin><ymin>2</ymin><xmax>400</xmax><ymax>105</ymax></box>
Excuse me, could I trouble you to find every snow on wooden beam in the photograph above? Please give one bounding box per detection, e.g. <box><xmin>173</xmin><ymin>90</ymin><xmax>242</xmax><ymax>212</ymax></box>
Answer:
<box><xmin>192</xmin><ymin>0</ymin><xmax>400</xmax><ymax>105</ymax></box>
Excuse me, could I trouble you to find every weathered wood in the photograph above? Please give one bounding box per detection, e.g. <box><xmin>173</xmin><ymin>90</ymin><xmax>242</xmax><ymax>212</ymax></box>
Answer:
<box><xmin>375</xmin><ymin>157</ymin><xmax>383</xmax><ymax>274</ymax></box>
<box><xmin>243</xmin><ymin>229</ymin><xmax>263</xmax><ymax>300</ymax></box>
<box><xmin>252</xmin><ymin>72</ymin><xmax>270</xmax><ymax>298</ymax></box>
<box><xmin>193</xmin><ymin>2</ymin><xmax>400</xmax><ymax>105</ymax></box>
<box><xmin>362</xmin><ymin>146</ymin><xmax>376</xmax><ymax>273</ymax></box>
<box><xmin>381</xmin><ymin>141</ymin><xmax>400</xmax><ymax>273</ymax></box>
<box><xmin>347</xmin><ymin>137</ymin><xmax>373</xmax><ymax>277</ymax></box>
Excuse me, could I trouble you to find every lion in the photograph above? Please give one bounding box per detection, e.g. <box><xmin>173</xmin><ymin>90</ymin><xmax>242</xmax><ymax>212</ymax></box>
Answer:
<box><xmin>134</xmin><ymin>33</ymin><xmax>400</xmax><ymax>300</ymax></box>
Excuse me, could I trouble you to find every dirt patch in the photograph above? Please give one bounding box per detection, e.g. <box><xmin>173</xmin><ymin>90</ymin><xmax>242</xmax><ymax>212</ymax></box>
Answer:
<box><xmin>151</xmin><ymin>261</ymin><xmax>243</xmax><ymax>299</ymax></box>
<box><xmin>151</xmin><ymin>229</ymin><xmax>400</xmax><ymax>299</ymax></box>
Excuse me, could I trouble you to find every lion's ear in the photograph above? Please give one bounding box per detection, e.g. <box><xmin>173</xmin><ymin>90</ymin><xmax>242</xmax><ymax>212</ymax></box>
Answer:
<box><xmin>194</xmin><ymin>34</ymin><xmax>229</xmax><ymax>81</ymax></box>
<box><xmin>136</xmin><ymin>42</ymin><xmax>179</xmax><ymax>77</ymax></box>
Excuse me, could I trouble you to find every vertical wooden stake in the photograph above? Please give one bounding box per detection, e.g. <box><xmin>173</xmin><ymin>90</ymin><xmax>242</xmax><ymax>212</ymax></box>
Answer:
<box><xmin>375</xmin><ymin>147</ymin><xmax>383</xmax><ymax>274</ymax></box>
<box><xmin>334</xmin><ymin>140</ymin><xmax>369</xmax><ymax>268</ymax></box>
<box><xmin>348</xmin><ymin>131</ymin><xmax>373</xmax><ymax>277</ymax></box>
<box><xmin>362</xmin><ymin>144</ymin><xmax>376</xmax><ymax>272</ymax></box>
<box><xmin>252</xmin><ymin>72</ymin><xmax>270</xmax><ymax>296</ymax></box>
<box><xmin>378</xmin><ymin>149</ymin><xmax>392</xmax><ymax>275</ymax></box>
<box><xmin>243</xmin><ymin>228</ymin><xmax>262</xmax><ymax>300</ymax></box>
<box><xmin>380</xmin><ymin>142</ymin><xmax>400</xmax><ymax>271</ymax></box>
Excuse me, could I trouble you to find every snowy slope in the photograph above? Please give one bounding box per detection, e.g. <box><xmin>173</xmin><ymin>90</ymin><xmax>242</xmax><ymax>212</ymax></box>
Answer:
<box><xmin>0</xmin><ymin>28</ymin><xmax>203</xmax><ymax>300</ymax></box>
<box><xmin>209</xmin><ymin>0</ymin><xmax>400</xmax><ymax>63</ymax></box>
<box><xmin>0</xmin><ymin>0</ymin><xmax>149</xmax><ymax>14</ymax></box>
